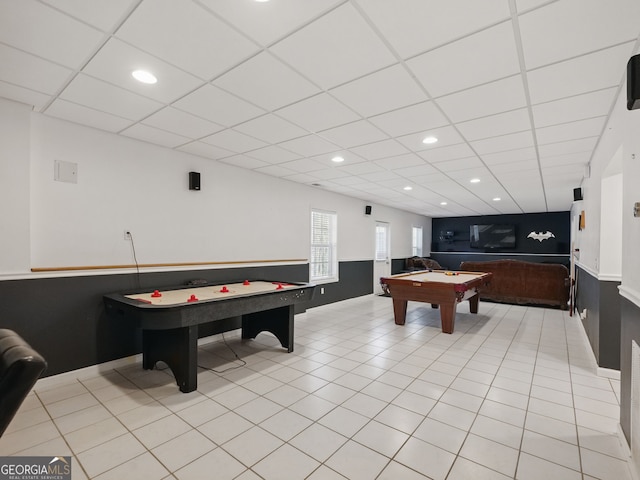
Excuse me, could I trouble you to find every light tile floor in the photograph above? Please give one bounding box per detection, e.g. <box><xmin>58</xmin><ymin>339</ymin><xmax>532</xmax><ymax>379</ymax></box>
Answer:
<box><xmin>0</xmin><ymin>295</ymin><xmax>632</xmax><ymax>479</ymax></box>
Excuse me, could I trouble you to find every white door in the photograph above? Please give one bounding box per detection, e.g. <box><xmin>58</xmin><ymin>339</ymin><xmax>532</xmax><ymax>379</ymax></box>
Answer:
<box><xmin>373</xmin><ymin>222</ymin><xmax>391</xmax><ymax>294</ymax></box>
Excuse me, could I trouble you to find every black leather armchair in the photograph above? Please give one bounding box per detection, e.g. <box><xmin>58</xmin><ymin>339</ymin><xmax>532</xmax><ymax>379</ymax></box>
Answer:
<box><xmin>0</xmin><ymin>329</ymin><xmax>47</xmax><ymax>436</ymax></box>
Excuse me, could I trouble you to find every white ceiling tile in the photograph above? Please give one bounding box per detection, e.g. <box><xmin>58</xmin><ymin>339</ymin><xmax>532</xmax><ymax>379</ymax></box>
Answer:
<box><xmin>0</xmin><ymin>80</ymin><xmax>52</xmax><ymax>111</ymax></box>
<box><xmin>527</xmin><ymin>43</ymin><xmax>634</xmax><ymax>104</ymax></box>
<box><xmin>350</xmin><ymin>139</ymin><xmax>409</xmax><ymax>161</ymax></box>
<box><xmin>283</xmin><ymin>173</ymin><xmax>319</xmax><ymax>184</ymax></box>
<box><xmin>519</xmin><ymin>0</ymin><xmax>640</xmax><ymax>69</ymax></box>
<box><xmin>142</xmin><ymin>107</ymin><xmax>224</xmax><ymax>139</ymax></box>
<box><xmin>217</xmin><ymin>155</ymin><xmax>270</xmax><ymax>170</ymax></box>
<box><xmin>270</xmin><ymin>3</ymin><xmax>396</xmax><ymax>89</ymax></box>
<box><xmin>489</xmin><ymin>158</ymin><xmax>539</xmax><ymax>173</ymax></box>
<box><xmin>435</xmin><ymin>75</ymin><xmax>527</xmax><ymax>123</ymax></box>
<box><xmin>121</xmin><ymin>123</ymin><xmax>191</xmax><ymax>148</ymax></box>
<box><xmin>0</xmin><ymin>0</ymin><xmax>104</xmax><ymax>68</ymax></box>
<box><xmin>173</xmin><ymin>84</ymin><xmax>265</xmax><ymax>127</ymax></box>
<box><xmin>213</xmin><ymin>52</ymin><xmax>320</xmax><ymax>111</ymax></box>
<box><xmin>234</xmin><ymin>114</ymin><xmax>308</xmax><ymax>143</ymax></box>
<box><xmin>308</xmin><ymin>168</ymin><xmax>351</xmax><ymax>181</ymax></box>
<box><xmin>407</xmin><ymin>21</ymin><xmax>520</xmax><ymax>97</ymax></box>
<box><xmin>532</xmin><ymin>88</ymin><xmax>617</xmax><ymax>127</ymax></box>
<box><xmin>435</xmin><ymin>157</ymin><xmax>485</xmax><ymax>173</ymax></box>
<box><xmin>392</xmin><ymin>164</ymin><xmax>441</xmax><ymax>178</ymax></box>
<box><xmin>200</xmin><ymin>0</ymin><xmax>343</xmax><ymax>46</ymax></box>
<box><xmin>116</xmin><ymin>0</ymin><xmax>260</xmax><ymax>79</ymax></box>
<box><xmin>41</xmin><ymin>0</ymin><xmax>136</xmax><ymax>32</ymax></box>
<box><xmin>254</xmin><ymin>164</ymin><xmax>298</xmax><ymax>178</ymax></box>
<box><xmin>360</xmin><ymin>170</ymin><xmax>402</xmax><ymax>182</ymax></box>
<box><xmin>0</xmin><ymin>44</ymin><xmax>72</xmax><ymax>95</ymax></box>
<box><xmin>539</xmin><ymin>152</ymin><xmax>591</xmax><ymax>167</ymax></box>
<box><xmin>279</xmin><ymin>158</ymin><xmax>325</xmax><ymax>173</ymax></box>
<box><xmin>396</xmin><ymin>125</ymin><xmax>465</xmax><ymax>153</ymax></box>
<box><xmin>45</xmin><ymin>99</ymin><xmax>133</xmax><ymax>132</ymax></box>
<box><xmin>471</xmin><ymin>130</ymin><xmax>534</xmax><ymax>155</ymax></box>
<box><xmin>278</xmin><ymin>135</ymin><xmax>340</xmax><ymax>157</ymax></box>
<box><xmin>374</xmin><ymin>153</ymin><xmax>425</xmax><ymax>171</ymax></box>
<box><xmin>82</xmin><ymin>39</ymin><xmax>203</xmax><ymax>103</ymax></box>
<box><xmin>200</xmin><ymin>129</ymin><xmax>268</xmax><ymax>153</ymax></box>
<box><xmin>418</xmin><ymin>143</ymin><xmax>477</xmax><ymax>164</ymax></box>
<box><xmin>276</xmin><ymin>93</ymin><xmax>360</xmax><ymax>133</ymax></box>
<box><xmin>244</xmin><ymin>145</ymin><xmax>301</xmax><ymax>165</ymax></box>
<box><xmin>178</xmin><ymin>141</ymin><xmax>236</xmax><ymax>160</ymax></box>
<box><xmin>338</xmin><ymin>161</ymin><xmax>385</xmax><ymax>176</ymax></box>
<box><xmin>457</xmin><ymin>108</ymin><xmax>531</xmax><ymax>142</ymax></box>
<box><xmin>59</xmin><ymin>74</ymin><xmax>163</xmax><ymax>120</ymax></box>
<box><xmin>536</xmin><ymin>117</ymin><xmax>605</xmax><ymax>145</ymax></box>
<box><xmin>480</xmin><ymin>147</ymin><xmax>537</xmax><ymax>165</ymax></box>
<box><xmin>515</xmin><ymin>0</ymin><xmax>550</xmax><ymax>12</ymax></box>
<box><xmin>538</xmin><ymin>137</ymin><xmax>598</xmax><ymax>158</ymax></box>
<box><xmin>368</xmin><ymin>101</ymin><xmax>449</xmax><ymax>137</ymax></box>
<box><xmin>320</xmin><ymin>120</ymin><xmax>388</xmax><ymax>148</ymax></box>
<box><xmin>330</xmin><ymin>64</ymin><xmax>427</xmax><ymax>117</ymax></box>
<box><xmin>358</xmin><ymin>0</ymin><xmax>511</xmax><ymax>59</ymax></box>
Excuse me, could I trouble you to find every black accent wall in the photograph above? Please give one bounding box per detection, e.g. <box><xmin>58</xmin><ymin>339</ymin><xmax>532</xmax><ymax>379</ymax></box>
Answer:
<box><xmin>0</xmin><ymin>260</ymin><xmax>373</xmax><ymax>378</ymax></box>
<box><xmin>430</xmin><ymin>212</ymin><xmax>570</xmax><ymax>269</ymax></box>
<box><xmin>620</xmin><ymin>296</ymin><xmax>640</xmax><ymax>445</ymax></box>
<box><xmin>574</xmin><ymin>266</ymin><xmax>621</xmax><ymax>369</ymax></box>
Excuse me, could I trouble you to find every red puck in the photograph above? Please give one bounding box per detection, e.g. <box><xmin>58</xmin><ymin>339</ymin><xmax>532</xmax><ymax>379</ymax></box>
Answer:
<box><xmin>187</xmin><ymin>294</ymin><xmax>198</xmax><ymax>302</ymax></box>
<box><xmin>220</xmin><ymin>286</ymin><xmax>229</xmax><ymax>293</ymax></box>
<box><xmin>243</xmin><ymin>280</ymin><xmax>250</xmax><ymax>286</ymax></box>
<box><xmin>151</xmin><ymin>290</ymin><xmax>162</xmax><ymax>297</ymax></box>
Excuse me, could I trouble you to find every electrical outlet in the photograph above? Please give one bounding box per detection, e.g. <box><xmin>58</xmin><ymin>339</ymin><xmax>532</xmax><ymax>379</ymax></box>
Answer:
<box><xmin>124</xmin><ymin>230</ymin><xmax>131</xmax><ymax>241</ymax></box>
<box><xmin>320</xmin><ymin>287</ymin><xmax>325</xmax><ymax>294</ymax></box>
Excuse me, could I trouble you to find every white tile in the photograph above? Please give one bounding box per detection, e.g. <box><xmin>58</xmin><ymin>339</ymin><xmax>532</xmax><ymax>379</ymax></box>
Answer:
<box><xmin>412</xmin><ymin>417</ymin><xmax>467</xmax><ymax>454</ymax></box>
<box><xmin>174</xmin><ymin>448</ymin><xmax>246</xmax><ymax>480</ymax></box>
<box><xmin>521</xmin><ymin>430</ymin><xmax>581</xmax><ymax>471</ymax></box>
<box><xmin>459</xmin><ymin>434</ymin><xmax>519</xmax><ymax>477</ymax></box>
<box><xmin>94</xmin><ymin>452</ymin><xmax>169</xmax><ymax>480</ymax></box>
<box><xmin>325</xmin><ymin>440</ymin><xmax>390</xmax><ymax>480</ymax></box>
<box><xmin>197</xmin><ymin>411</ymin><xmax>253</xmax><ymax>445</ymax></box>
<box><xmin>289</xmin><ymin>423</ymin><xmax>347</xmax><ymax>462</ymax></box>
<box><xmin>221</xmin><ymin>426</ymin><xmax>283</xmax><ymax>467</ymax></box>
<box><xmin>516</xmin><ymin>452</ymin><xmax>582</xmax><ymax>480</ymax></box>
<box><xmin>471</xmin><ymin>415</ymin><xmax>523</xmax><ymax>449</ymax></box>
<box><xmin>318</xmin><ymin>406</ymin><xmax>369</xmax><ymax>437</ymax></box>
<box><xmin>253</xmin><ymin>444</ymin><xmax>320</xmax><ymax>480</ymax></box>
<box><xmin>352</xmin><ymin>420</ymin><xmax>409</xmax><ymax>457</ymax></box>
<box><xmin>77</xmin><ymin>433</ymin><xmax>146</xmax><ymax>478</ymax></box>
<box><xmin>259</xmin><ymin>409</ymin><xmax>313</xmax><ymax>442</ymax></box>
<box><xmin>394</xmin><ymin>437</ymin><xmax>456</xmax><ymax>480</ymax></box>
<box><xmin>132</xmin><ymin>414</ymin><xmax>192</xmax><ymax>450</ymax></box>
<box><xmin>151</xmin><ymin>429</ymin><xmax>216</xmax><ymax>472</ymax></box>
<box><xmin>447</xmin><ymin>456</ymin><xmax>512</xmax><ymax>480</ymax></box>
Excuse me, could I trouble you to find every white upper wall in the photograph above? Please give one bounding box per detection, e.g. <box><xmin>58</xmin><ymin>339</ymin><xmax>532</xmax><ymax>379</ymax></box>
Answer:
<box><xmin>0</xmin><ymin>104</ymin><xmax>431</xmax><ymax>276</ymax></box>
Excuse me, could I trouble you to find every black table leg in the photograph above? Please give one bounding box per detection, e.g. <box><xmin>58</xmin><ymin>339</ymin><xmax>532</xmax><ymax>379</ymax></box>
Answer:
<box><xmin>142</xmin><ymin>325</ymin><xmax>198</xmax><ymax>393</ymax></box>
<box><xmin>241</xmin><ymin>305</ymin><xmax>294</xmax><ymax>352</ymax></box>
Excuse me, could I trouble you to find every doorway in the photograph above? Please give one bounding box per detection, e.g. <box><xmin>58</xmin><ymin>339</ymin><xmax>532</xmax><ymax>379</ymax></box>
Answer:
<box><xmin>373</xmin><ymin>221</ymin><xmax>391</xmax><ymax>294</ymax></box>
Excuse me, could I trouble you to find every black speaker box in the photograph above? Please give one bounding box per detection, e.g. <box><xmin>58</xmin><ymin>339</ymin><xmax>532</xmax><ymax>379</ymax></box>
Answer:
<box><xmin>573</xmin><ymin>187</ymin><xmax>582</xmax><ymax>202</ymax></box>
<box><xmin>365</xmin><ymin>205</ymin><xmax>372</xmax><ymax>215</ymax></box>
<box><xmin>189</xmin><ymin>171</ymin><xmax>201</xmax><ymax>191</ymax></box>
<box><xmin>627</xmin><ymin>54</ymin><xmax>640</xmax><ymax>110</ymax></box>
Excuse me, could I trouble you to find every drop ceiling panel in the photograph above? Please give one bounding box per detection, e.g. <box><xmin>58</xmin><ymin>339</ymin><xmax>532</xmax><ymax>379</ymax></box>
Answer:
<box><xmin>457</xmin><ymin>108</ymin><xmax>532</xmax><ymax>142</ymax></box>
<box><xmin>532</xmin><ymin>88</ymin><xmax>617</xmax><ymax>128</ymax></box>
<box><xmin>173</xmin><ymin>84</ymin><xmax>265</xmax><ymax>127</ymax></box>
<box><xmin>201</xmin><ymin>129</ymin><xmax>268</xmax><ymax>153</ymax></box>
<box><xmin>480</xmin><ymin>147</ymin><xmax>537</xmax><ymax>165</ymax></box>
<box><xmin>115</xmin><ymin>0</ymin><xmax>260</xmax><ymax>80</ymax></box>
<box><xmin>218</xmin><ymin>155</ymin><xmax>270</xmax><ymax>170</ymax></box>
<box><xmin>320</xmin><ymin>120</ymin><xmax>388</xmax><ymax>148</ymax></box>
<box><xmin>280</xmin><ymin>158</ymin><xmax>326</xmax><ymax>174</ymax></box>
<box><xmin>527</xmin><ymin>43</ymin><xmax>634</xmax><ymax>104</ymax></box>
<box><xmin>471</xmin><ymin>130</ymin><xmax>534</xmax><ymax>155</ymax></box>
<box><xmin>418</xmin><ymin>143</ymin><xmax>477</xmax><ymax>164</ymax></box>
<box><xmin>202</xmin><ymin>0</ymin><xmax>343</xmax><ymax>46</ymax></box>
<box><xmin>350</xmin><ymin>139</ymin><xmax>409</xmax><ymax>160</ymax></box>
<box><xmin>374</xmin><ymin>153</ymin><xmax>425</xmax><ymax>171</ymax></box>
<box><xmin>536</xmin><ymin>117</ymin><xmax>605</xmax><ymax>146</ymax></box>
<box><xmin>254</xmin><ymin>164</ymin><xmax>297</xmax><ymax>178</ymax></box>
<box><xmin>235</xmin><ymin>114</ymin><xmax>309</xmax><ymax>144</ymax></box>
<box><xmin>41</xmin><ymin>0</ymin><xmax>137</xmax><ymax>32</ymax></box>
<box><xmin>330</xmin><ymin>64</ymin><xmax>427</xmax><ymax>117</ymax></box>
<box><xmin>435</xmin><ymin>157</ymin><xmax>485</xmax><ymax>173</ymax></box>
<box><xmin>518</xmin><ymin>0</ymin><xmax>640</xmax><ymax>69</ymax></box>
<box><xmin>82</xmin><ymin>39</ymin><xmax>203</xmax><ymax>103</ymax></box>
<box><xmin>357</xmin><ymin>0</ymin><xmax>511</xmax><ymax>59</ymax></box>
<box><xmin>46</xmin><ymin>99</ymin><xmax>133</xmax><ymax>132</ymax></box>
<box><xmin>276</xmin><ymin>93</ymin><xmax>360</xmax><ymax>133</ymax></box>
<box><xmin>396</xmin><ymin>126</ymin><xmax>465</xmax><ymax>153</ymax></box>
<box><xmin>142</xmin><ymin>107</ymin><xmax>224</xmax><ymax>139</ymax></box>
<box><xmin>213</xmin><ymin>52</ymin><xmax>320</xmax><ymax>111</ymax></box>
<box><xmin>59</xmin><ymin>74</ymin><xmax>163</xmax><ymax>120</ymax></box>
<box><xmin>177</xmin><ymin>141</ymin><xmax>235</xmax><ymax>160</ymax></box>
<box><xmin>0</xmin><ymin>44</ymin><xmax>72</xmax><ymax>95</ymax></box>
<box><xmin>368</xmin><ymin>101</ymin><xmax>449</xmax><ymax>138</ymax></box>
<box><xmin>0</xmin><ymin>0</ymin><xmax>104</xmax><ymax>68</ymax></box>
<box><xmin>0</xmin><ymin>81</ymin><xmax>53</xmax><ymax>111</ymax></box>
<box><xmin>407</xmin><ymin>21</ymin><xmax>520</xmax><ymax>98</ymax></box>
<box><xmin>244</xmin><ymin>145</ymin><xmax>301</xmax><ymax>165</ymax></box>
<box><xmin>435</xmin><ymin>75</ymin><xmax>527</xmax><ymax>123</ymax></box>
<box><xmin>270</xmin><ymin>3</ymin><xmax>396</xmax><ymax>89</ymax></box>
<box><xmin>278</xmin><ymin>135</ymin><xmax>340</xmax><ymax>157</ymax></box>
<box><xmin>121</xmin><ymin>123</ymin><xmax>191</xmax><ymax>148</ymax></box>
<box><xmin>538</xmin><ymin>137</ymin><xmax>598</xmax><ymax>158</ymax></box>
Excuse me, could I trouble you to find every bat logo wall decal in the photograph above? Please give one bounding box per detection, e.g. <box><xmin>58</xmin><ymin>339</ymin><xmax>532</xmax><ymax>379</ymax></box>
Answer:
<box><xmin>527</xmin><ymin>231</ymin><xmax>555</xmax><ymax>242</ymax></box>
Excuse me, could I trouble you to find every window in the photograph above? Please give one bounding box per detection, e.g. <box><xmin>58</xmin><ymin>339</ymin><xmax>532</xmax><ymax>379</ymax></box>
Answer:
<box><xmin>412</xmin><ymin>226</ymin><xmax>423</xmax><ymax>257</ymax></box>
<box><xmin>310</xmin><ymin>210</ymin><xmax>338</xmax><ymax>282</ymax></box>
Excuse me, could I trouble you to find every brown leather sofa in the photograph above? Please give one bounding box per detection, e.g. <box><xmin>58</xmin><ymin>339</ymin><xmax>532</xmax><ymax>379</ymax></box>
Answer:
<box><xmin>459</xmin><ymin>259</ymin><xmax>570</xmax><ymax>309</ymax></box>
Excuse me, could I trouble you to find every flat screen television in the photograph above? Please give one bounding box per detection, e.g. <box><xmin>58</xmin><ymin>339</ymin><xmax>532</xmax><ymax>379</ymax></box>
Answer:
<box><xmin>470</xmin><ymin>224</ymin><xmax>516</xmax><ymax>249</ymax></box>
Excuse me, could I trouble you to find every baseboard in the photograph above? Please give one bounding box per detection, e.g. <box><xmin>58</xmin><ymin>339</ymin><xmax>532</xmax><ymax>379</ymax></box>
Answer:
<box><xmin>598</xmin><ymin>367</ymin><xmax>621</xmax><ymax>380</ymax></box>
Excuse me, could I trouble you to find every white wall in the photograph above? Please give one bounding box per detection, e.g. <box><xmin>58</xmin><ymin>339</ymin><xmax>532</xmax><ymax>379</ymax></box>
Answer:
<box><xmin>0</xmin><ymin>98</ymin><xmax>31</xmax><ymax>274</ymax></box>
<box><xmin>8</xmin><ymin>108</ymin><xmax>430</xmax><ymax>276</ymax></box>
<box><xmin>622</xmin><ymin>96</ymin><xmax>640</xmax><ymax>302</ymax></box>
<box><xmin>599</xmin><ymin>173</ymin><xmax>623</xmax><ymax>279</ymax></box>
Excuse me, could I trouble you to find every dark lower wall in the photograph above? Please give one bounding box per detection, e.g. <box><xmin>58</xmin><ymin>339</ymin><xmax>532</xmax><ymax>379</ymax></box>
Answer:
<box><xmin>620</xmin><ymin>295</ymin><xmax>640</xmax><ymax>444</ymax></box>
<box><xmin>0</xmin><ymin>260</ymin><xmax>373</xmax><ymax>378</ymax></box>
<box><xmin>574</xmin><ymin>266</ymin><xmax>621</xmax><ymax>369</ymax></box>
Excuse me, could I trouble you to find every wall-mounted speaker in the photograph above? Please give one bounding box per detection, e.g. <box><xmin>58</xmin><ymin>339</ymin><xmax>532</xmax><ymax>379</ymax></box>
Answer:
<box><xmin>189</xmin><ymin>171</ymin><xmax>200</xmax><ymax>191</ymax></box>
<box><xmin>573</xmin><ymin>187</ymin><xmax>583</xmax><ymax>202</ymax></box>
<box><xmin>365</xmin><ymin>205</ymin><xmax>372</xmax><ymax>215</ymax></box>
<box><xmin>627</xmin><ymin>54</ymin><xmax>640</xmax><ymax>110</ymax></box>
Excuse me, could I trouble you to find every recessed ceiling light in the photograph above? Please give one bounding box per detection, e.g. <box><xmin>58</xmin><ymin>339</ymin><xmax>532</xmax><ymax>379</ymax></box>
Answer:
<box><xmin>403</xmin><ymin>186</ymin><xmax>413</xmax><ymax>191</ymax></box>
<box><xmin>422</xmin><ymin>135</ymin><xmax>438</xmax><ymax>145</ymax></box>
<box><xmin>132</xmin><ymin>69</ymin><xmax>157</xmax><ymax>84</ymax></box>
<box><xmin>331</xmin><ymin>156</ymin><xmax>345</xmax><ymax>163</ymax></box>
<box><xmin>440</xmin><ymin>201</ymin><xmax>447</xmax><ymax>206</ymax></box>
<box><xmin>470</xmin><ymin>178</ymin><xmax>481</xmax><ymax>183</ymax></box>
<box><xmin>493</xmin><ymin>197</ymin><xmax>501</xmax><ymax>201</ymax></box>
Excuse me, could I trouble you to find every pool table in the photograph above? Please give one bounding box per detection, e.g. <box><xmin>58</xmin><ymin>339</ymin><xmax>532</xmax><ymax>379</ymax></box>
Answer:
<box><xmin>380</xmin><ymin>270</ymin><xmax>492</xmax><ymax>334</ymax></box>
<box><xmin>104</xmin><ymin>280</ymin><xmax>315</xmax><ymax>392</ymax></box>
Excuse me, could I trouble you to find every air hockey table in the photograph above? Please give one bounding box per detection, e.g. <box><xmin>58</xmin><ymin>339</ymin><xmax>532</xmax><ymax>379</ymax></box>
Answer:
<box><xmin>104</xmin><ymin>280</ymin><xmax>315</xmax><ymax>393</ymax></box>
